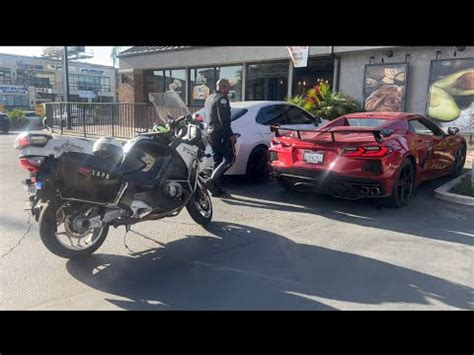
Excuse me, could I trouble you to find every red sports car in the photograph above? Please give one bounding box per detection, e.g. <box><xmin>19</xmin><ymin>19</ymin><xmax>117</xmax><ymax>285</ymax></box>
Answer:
<box><xmin>269</xmin><ymin>112</ymin><xmax>467</xmax><ymax>207</ymax></box>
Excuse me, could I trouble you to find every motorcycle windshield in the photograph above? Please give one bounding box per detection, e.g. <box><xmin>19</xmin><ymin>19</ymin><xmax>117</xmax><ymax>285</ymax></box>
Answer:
<box><xmin>149</xmin><ymin>90</ymin><xmax>191</xmax><ymax>124</ymax></box>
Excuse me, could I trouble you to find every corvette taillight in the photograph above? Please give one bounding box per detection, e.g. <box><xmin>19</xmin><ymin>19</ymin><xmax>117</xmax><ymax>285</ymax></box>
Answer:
<box><xmin>19</xmin><ymin>157</ymin><xmax>45</xmax><ymax>173</ymax></box>
<box><xmin>342</xmin><ymin>146</ymin><xmax>392</xmax><ymax>157</ymax></box>
<box><xmin>272</xmin><ymin>140</ymin><xmax>291</xmax><ymax>148</ymax></box>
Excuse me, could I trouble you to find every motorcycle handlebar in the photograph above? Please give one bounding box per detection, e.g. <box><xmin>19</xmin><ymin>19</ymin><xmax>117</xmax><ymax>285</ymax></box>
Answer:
<box><xmin>169</xmin><ymin>114</ymin><xmax>189</xmax><ymax>128</ymax></box>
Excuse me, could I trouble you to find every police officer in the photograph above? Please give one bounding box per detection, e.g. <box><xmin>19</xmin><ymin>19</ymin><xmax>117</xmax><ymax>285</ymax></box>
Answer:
<box><xmin>204</xmin><ymin>78</ymin><xmax>237</xmax><ymax>197</ymax></box>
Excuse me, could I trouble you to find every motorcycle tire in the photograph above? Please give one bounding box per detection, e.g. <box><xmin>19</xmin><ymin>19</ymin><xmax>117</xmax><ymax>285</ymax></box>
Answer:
<box><xmin>39</xmin><ymin>202</ymin><xmax>109</xmax><ymax>259</ymax></box>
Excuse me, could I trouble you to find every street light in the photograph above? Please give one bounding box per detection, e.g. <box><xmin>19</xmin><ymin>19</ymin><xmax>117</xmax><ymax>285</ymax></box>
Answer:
<box><xmin>63</xmin><ymin>46</ymin><xmax>71</xmax><ymax>129</ymax></box>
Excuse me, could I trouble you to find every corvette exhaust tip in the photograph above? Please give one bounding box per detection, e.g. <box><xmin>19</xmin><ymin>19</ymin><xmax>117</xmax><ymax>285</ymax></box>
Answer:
<box><xmin>360</xmin><ymin>186</ymin><xmax>370</xmax><ymax>195</ymax></box>
<box><xmin>370</xmin><ymin>187</ymin><xmax>381</xmax><ymax>195</ymax></box>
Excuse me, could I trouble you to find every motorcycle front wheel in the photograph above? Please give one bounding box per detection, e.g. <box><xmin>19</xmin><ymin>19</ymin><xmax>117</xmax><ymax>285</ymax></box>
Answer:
<box><xmin>39</xmin><ymin>202</ymin><xmax>109</xmax><ymax>259</ymax></box>
<box><xmin>186</xmin><ymin>185</ymin><xmax>213</xmax><ymax>226</ymax></box>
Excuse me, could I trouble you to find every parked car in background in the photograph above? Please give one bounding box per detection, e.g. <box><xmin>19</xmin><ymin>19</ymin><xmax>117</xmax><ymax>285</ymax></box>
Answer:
<box><xmin>194</xmin><ymin>101</ymin><xmax>328</xmax><ymax>182</ymax></box>
<box><xmin>52</xmin><ymin>111</ymin><xmax>95</xmax><ymax>126</ymax></box>
<box><xmin>24</xmin><ymin>111</ymin><xmax>44</xmax><ymax>130</ymax></box>
<box><xmin>0</xmin><ymin>112</ymin><xmax>11</xmax><ymax>133</ymax></box>
<box><xmin>269</xmin><ymin>112</ymin><xmax>467</xmax><ymax>207</ymax></box>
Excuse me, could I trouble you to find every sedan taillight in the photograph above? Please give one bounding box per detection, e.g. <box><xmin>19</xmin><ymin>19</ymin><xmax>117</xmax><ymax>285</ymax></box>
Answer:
<box><xmin>15</xmin><ymin>132</ymin><xmax>50</xmax><ymax>149</ymax></box>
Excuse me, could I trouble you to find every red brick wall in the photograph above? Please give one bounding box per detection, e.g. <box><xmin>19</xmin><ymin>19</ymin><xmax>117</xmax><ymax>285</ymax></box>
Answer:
<box><xmin>118</xmin><ymin>73</ymin><xmax>144</xmax><ymax>103</ymax></box>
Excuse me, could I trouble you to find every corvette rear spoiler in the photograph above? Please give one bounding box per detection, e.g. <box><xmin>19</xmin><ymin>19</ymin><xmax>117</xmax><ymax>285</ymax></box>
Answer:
<box><xmin>270</xmin><ymin>126</ymin><xmax>394</xmax><ymax>143</ymax></box>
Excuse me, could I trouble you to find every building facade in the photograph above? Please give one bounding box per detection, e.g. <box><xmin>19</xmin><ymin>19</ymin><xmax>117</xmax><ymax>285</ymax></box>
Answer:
<box><xmin>0</xmin><ymin>53</ymin><xmax>117</xmax><ymax>110</ymax></box>
<box><xmin>118</xmin><ymin>46</ymin><xmax>474</xmax><ymax>132</ymax></box>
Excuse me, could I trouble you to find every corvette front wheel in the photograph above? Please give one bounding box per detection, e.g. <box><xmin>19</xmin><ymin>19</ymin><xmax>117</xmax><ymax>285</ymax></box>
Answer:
<box><xmin>451</xmin><ymin>144</ymin><xmax>466</xmax><ymax>177</ymax></box>
<box><xmin>385</xmin><ymin>159</ymin><xmax>415</xmax><ymax>208</ymax></box>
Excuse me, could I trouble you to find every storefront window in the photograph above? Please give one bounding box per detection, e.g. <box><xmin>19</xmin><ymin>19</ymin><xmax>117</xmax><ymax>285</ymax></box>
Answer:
<box><xmin>216</xmin><ymin>65</ymin><xmax>243</xmax><ymax>102</ymax></box>
<box><xmin>165</xmin><ymin>69</ymin><xmax>186</xmax><ymax>101</ymax></box>
<box><xmin>0</xmin><ymin>68</ymin><xmax>11</xmax><ymax>85</ymax></box>
<box><xmin>17</xmin><ymin>70</ymin><xmax>55</xmax><ymax>88</ymax></box>
<box><xmin>144</xmin><ymin>70</ymin><xmax>165</xmax><ymax>101</ymax></box>
<box><xmin>189</xmin><ymin>67</ymin><xmax>215</xmax><ymax>107</ymax></box>
<box><xmin>292</xmin><ymin>57</ymin><xmax>335</xmax><ymax>96</ymax></box>
<box><xmin>1</xmin><ymin>95</ymin><xmax>27</xmax><ymax>107</ymax></box>
<box><xmin>144</xmin><ymin>69</ymin><xmax>185</xmax><ymax>102</ymax></box>
<box><xmin>246</xmin><ymin>61</ymin><xmax>289</xmax><ymax>101</ymax></box>
<box><xmin>69</xmin><ymin>74</ymin><xmax>110</xmax><ymax>92</ymax></box>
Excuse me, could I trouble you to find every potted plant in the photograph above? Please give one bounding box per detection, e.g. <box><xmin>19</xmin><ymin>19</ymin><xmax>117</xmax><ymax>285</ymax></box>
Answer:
<box><xmin>288</xmin><ymin>79</ymin><xmax>361</xmax><ymax>120</ymax></box>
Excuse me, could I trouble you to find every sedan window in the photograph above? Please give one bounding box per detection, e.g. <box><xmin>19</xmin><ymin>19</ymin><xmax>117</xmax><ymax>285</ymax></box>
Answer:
<box><xmin>282</xmin><ymin>106</ymin><xmax>316</xmax><ymax>125</ymax></box>
<box><xmin>256</xmin><ymin>105</ymin><xmax>287</xmax><ymax>125</ymax></box>
<box><xmin>194</xmin><ymin>108</ymin><xmax>248</xmax><ymax>122</ymax></box>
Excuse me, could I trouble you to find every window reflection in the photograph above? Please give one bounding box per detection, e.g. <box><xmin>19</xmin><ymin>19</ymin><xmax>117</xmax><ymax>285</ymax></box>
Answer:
<box><xmin>246</xmin><ymin>61</ymin><xmax>289</xmax><ymax>101</ymax></box>
<box><xmin>217</xmin><ymin>65</ymin><xmax>243</xmax><ymax>102</ymax></box>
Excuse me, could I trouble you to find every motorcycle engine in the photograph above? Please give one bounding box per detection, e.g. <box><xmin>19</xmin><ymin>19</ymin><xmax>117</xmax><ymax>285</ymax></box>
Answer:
<box><xmin>162</xmin><ymin>181</ymin><xmax>183</xmax><ymax>199</ymax></box>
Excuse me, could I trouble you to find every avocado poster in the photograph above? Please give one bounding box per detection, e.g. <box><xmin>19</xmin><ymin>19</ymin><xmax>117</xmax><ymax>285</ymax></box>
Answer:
<box><xmin>363</xmin><ymin>63</ymin><xmax>408</xmax><ymax>112</ymax></box>
<box><xmin>427</xmin><ymin>58</ymin><xmax>474</xmax><ymax>132</ymax></box>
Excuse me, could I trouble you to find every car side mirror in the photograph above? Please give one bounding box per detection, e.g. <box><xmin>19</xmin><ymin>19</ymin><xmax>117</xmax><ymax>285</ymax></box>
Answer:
<box><xmin>448</xmin><ymin>126</ymin><xmax>459</xmax><ymax>135</ymax></box>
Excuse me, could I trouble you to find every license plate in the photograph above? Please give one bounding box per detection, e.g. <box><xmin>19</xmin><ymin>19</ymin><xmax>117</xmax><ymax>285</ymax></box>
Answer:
<box><xmin>27</xmin><ymin>183</ymin><xmax>37</xmax><ymax>195</ymax></box>
<box><xmin>303</xmin><ymin>151</ymin><xmax>324</xmax><ymax>164</ymax></box>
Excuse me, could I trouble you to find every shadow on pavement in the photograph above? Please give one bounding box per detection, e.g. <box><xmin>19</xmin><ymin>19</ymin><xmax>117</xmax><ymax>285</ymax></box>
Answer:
<box><xmin>66</xmin><ymin>222</ymin><xmax>473</xmax><ymax>310</ymax></box>
<box><xmin>219</xmin><ymin>174</ymin><xmax>474</xmax><ymax>247</ymax></box>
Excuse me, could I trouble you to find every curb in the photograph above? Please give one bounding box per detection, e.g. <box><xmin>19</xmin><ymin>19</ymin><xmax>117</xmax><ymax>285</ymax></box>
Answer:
<box><xmin>434</xmin><ymin>171</ymin><xmax>474</xmax><ymax>206</ymax></box>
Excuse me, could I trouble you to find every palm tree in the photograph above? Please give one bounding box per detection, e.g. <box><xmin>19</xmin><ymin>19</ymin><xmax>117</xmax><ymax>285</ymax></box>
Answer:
<box><xmin>110</xmin><ymin>47</ymin><xmax>127</xmax><ymax>68</ymax></box>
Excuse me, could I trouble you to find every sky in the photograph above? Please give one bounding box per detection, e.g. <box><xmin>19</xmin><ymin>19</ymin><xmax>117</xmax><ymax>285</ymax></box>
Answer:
<box><xmin>0</xmin><ymin>46</ymin><xmax>131</xmax><ymax>67</ymax></box>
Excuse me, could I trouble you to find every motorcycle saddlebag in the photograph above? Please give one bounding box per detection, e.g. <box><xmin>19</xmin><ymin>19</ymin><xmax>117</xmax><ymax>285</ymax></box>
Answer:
<box><xmin>56</xmin><ymin>152</ymin><xmax>123</xmax><ymax>204</ymax></box>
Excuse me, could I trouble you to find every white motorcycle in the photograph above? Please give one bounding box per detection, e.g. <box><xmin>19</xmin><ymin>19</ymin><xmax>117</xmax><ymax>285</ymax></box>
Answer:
<box><xmin>15</xmin><ymin>91</ymin><xmax>214</xmax><ymax>259</ymax></box>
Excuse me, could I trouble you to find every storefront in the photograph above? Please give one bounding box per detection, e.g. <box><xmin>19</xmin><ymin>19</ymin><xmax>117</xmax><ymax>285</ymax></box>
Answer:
<box><xmin>118</xmin><ymin>46</ymin><xmax>474</xmax><ymax>132</ymax></box>
<box><xmin>0</xmin><ymin>84</ymin><xmax>29</xmax><ymax>110</ymax></box>
<box><xmin>118</xmin><ymin>46</ymin><xmax>339</xmax><ymax>109</ymax></box>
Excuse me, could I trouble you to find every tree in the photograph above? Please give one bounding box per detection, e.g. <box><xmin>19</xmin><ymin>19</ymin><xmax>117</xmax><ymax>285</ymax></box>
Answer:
<box><xmin>110</xmin><ymin>47</ymin><xmax>127</xmax><ymax>68</ymax></box>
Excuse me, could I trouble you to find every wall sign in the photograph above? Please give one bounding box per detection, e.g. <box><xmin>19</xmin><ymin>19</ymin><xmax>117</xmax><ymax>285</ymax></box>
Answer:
<box><xmin>426</xmin><ymin>58</ymin><xmax>474</xmax><ymax>132</ymax></box>
<box><xmin>79</xmin><ymin>90</ymin><xmax>97</xmax><ymax>99</ymax></box>
<box><xmin>363</xmin><ymin>63</ymin><xmax>408</xmax><ymax>112</ymax></box>
<box><xmin>17</xmin><ymin>62</ymin><xmax>44</xmax><ymax>71</ymax></box>
<box><xmin>0</xmin><ymin>85</ymin><xmax>28</xmax><ymax>94</ymax></box>
<box><xmin>80</xmin><ymin>68</ymin><xmax>104</xmax><ymax>75</ymax></box>
<box><xmin>287</xmin><ymin>46</ymin><xmax>309</xmax><ymax>68</ymax></box>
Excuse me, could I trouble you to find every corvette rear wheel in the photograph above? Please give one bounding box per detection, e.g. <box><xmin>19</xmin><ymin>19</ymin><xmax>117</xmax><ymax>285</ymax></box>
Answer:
<box><xmin>385</xmin><ymin>159</ymin><xmax>415</xmax><ymax>208</ymax></box>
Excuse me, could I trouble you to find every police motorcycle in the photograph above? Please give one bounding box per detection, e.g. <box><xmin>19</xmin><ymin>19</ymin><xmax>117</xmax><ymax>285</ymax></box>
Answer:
<box><xmin>15</xmin><ymin>90</ymin><xmax>214</xmax><ymax>259</ymax></box>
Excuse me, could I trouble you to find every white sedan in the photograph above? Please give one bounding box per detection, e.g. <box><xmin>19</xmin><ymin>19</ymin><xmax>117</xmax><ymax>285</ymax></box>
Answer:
<box><xmin>194</xmin><ymin>101</ymin><xmax>328</xmax><ymax>182</ymax></box>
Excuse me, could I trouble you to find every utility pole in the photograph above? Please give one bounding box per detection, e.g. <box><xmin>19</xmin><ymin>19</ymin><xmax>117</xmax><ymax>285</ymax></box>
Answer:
<box><xmin>63</xmin><ymin>46</ymin><xmax>71</xmax><ymax>129</ymax></box>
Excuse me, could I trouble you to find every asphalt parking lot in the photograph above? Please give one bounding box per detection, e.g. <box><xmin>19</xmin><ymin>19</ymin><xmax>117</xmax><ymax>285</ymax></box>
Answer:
<box><xmin>0</xmin><ymin>132</ymin><xmax>473</xmax><ymax>310</ymax></box>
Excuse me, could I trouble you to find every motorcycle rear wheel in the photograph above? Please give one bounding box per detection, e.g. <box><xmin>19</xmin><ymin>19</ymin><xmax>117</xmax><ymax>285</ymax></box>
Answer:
<box><xmin>39</xmin><ymin>202</ymin><xmax>109</xmax><ymax>259</ymax></box>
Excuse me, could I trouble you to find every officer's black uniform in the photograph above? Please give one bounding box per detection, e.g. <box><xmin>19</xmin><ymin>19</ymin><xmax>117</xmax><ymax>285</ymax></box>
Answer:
<box><xmin>204</xmin><ymin>91</ymin><xmax>235</xmax><ymax>194</ymax></box>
